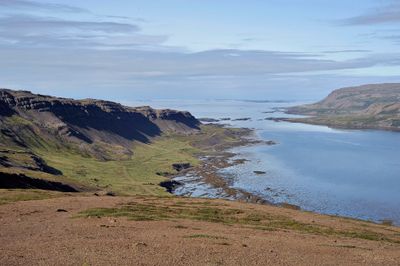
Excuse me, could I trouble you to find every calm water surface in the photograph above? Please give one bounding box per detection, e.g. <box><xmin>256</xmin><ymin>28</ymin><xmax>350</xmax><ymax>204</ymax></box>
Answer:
<box><xmin>130</xmin><ymin>99</ymin><xmax>400</xmax><ymax>224</ymax></box>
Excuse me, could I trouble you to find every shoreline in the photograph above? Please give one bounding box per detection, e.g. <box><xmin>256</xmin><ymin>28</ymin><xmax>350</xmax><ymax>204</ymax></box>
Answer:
<box><xmin>170</xmin><ymin>123</ymin><xmax>397</xmax><ymax>226</ymax></box>
<box><xmin>283</xmin><ymin>107</ymin><xmax>400</xmax><ymax>132</ymax></box>
<box><xmin>283</xmin><ymin>117</ymin><xmax>400</xmax><ymax>132</ymax></box>
<box><xmin>168</xmin><ymin>124</ymin><xmax>278</xmax><ymax>204</ymax></box>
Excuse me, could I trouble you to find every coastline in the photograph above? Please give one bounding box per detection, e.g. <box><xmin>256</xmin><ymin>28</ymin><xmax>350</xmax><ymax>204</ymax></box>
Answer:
<box><xmin>283</xmin><ymin>117</ymin><xmax>400</xmax><ymax>132</ymax></box>
<box><xmin>168</xmin><ymin>124</ymin><xmax>277</xmax><ymax>204</ymax></box>
<box><xmin>2</xmin><ymin>121</ymin><xmax>400</xmax><ymax>265</ymax></box>
<box><xmin>266</xmin><ymin>115</ymin><xmax>400</xmax><ymax>133</ymax></box>
<box><xmin>172</xmin><ymin>122</ymin><xmax>399</xmax><ymax>226</ymax></box>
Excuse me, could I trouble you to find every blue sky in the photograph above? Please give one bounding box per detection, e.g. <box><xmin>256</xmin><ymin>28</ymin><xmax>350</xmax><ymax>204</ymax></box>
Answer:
<box><xmin>1</xmin><ymin>0</ymin><xmax>400</xmax><ymax>101</ymax></box>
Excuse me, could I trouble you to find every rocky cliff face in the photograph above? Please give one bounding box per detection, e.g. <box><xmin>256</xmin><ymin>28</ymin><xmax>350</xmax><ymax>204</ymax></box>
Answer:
<box><xmin>0</xmin><ymin>89</ymin><xmax>200</xmax><ymax>163</ymax></box>
<box><xmin>0</xmin><ymin>89</ymin><xmax>199</xmax><ymax>129</ymax></box>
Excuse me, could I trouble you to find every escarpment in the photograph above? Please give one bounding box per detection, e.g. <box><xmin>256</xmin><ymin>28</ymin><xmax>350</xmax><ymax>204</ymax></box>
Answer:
<box><xmin>0</xmin><ymin>88</ymin><xmax>201</xmax><ymax>176</ymax></box>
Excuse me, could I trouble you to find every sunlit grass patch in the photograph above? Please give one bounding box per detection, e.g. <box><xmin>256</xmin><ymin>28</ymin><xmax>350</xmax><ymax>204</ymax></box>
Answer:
<box><xmin>78</xmin><ymin>199</ymin><xmax>400</xmax><ymax>244</ymax></box>
<box><xmin>0</xmin><ymin>189</ymin><xmax>65</xmax><ymax>204</ymax></box>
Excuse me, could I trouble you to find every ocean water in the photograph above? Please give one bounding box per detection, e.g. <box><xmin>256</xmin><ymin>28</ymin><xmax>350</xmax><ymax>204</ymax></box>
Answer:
<box><xmin>129</xmin><ymin>99</ymin><xmax>400</xmax><ymax>224</ymax></box>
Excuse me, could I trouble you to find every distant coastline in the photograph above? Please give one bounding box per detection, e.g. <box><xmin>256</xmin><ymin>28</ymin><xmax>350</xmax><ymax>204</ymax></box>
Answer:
<box><xmin>282</xmin><ymin>83</ymin><xmax>400</xmax><ymax>132</ymax></box>
<box><xmin>269</xmin><ymin>116</ymin><xmax>400</xmax><ymax>133</ymax></box>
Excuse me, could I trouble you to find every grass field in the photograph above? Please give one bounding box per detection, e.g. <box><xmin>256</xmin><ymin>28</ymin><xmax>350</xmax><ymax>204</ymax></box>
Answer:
<box><xmin>35</xmin><ymin>135</ymin><xmax>201</xmax><ymax>196</ymax></box>
<box><xmin>0</xmin><ymin>189</ymin><xmax>67</xmax><ymax>205</ymax></box>
<box><xmin>0</xmin><ymin>124</ymin><xmax>249</xmax><ymax>197</ymax></box>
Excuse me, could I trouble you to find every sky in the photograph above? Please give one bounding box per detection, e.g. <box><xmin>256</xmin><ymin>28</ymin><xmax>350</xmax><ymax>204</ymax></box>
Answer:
<box><xmin>1</xmin><ymin>0</ymin><xmax>400</xmax><ymax>101</ymax></box>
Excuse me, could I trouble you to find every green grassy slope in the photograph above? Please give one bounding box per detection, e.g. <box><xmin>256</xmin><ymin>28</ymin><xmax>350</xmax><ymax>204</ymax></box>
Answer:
<box><xmin>1</xmin><ymin>114</ymin><xmax>248</xmax><ymax>197</ymax></box>
<box><xmin>34</xmin><ymin>135</ymin><xmax>200</xmax><ymax>196</ymax></box>
<box><xmin>0</xmin><ymin>89</ymin><xmax>252</xmax><ymax>199</ymax></box>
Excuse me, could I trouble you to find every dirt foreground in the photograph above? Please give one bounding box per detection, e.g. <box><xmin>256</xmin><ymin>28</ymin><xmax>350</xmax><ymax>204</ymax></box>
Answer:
<box><xmin>1</xmin><ymin>195</ymin><xmax>399</xmax><ymax>266</ymax></box>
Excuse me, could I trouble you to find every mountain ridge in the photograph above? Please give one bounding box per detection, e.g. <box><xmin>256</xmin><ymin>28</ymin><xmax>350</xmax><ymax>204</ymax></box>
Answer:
<box><xmin>0</xmin><ymin>89</ymin><xmax>202</xmax><ymax>192</ymax></box>
<box><xmin>0</xmin><ymin>89</ymin><xmax>200</xmax><ymax>153</ymax></box>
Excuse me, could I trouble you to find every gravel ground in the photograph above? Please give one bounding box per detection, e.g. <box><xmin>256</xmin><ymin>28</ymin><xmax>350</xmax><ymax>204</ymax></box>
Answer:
<box><xmin>1</xmin><ymin>195</ymin><xmax>399</xmax><ymax>266</ymax></box>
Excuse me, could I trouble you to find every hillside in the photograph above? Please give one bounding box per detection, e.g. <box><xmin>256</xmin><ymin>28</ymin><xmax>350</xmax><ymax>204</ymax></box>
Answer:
<box><xmin>1</xmin><ymin>89</ymin><xmax>400</xmax><ymax>265</ymax></box>
<box><xmin>0</xmin><ymin>89</ymin><xmax>200</xmax><ymax>151</ymax></box>
<box><xmin>287</xmin><ymin>83</ymin><xmax>400</xmax><ymax>130</ymax></box>
<box><xmin>0</xmin><ymin>89</ymin><xmax>206</xmax><ymax>194</ymax></box>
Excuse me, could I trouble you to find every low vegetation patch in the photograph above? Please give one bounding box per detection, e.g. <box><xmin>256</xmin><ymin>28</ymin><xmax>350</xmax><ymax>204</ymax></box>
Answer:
<box><xmin>0</xmin><ymin>189</ymin><xmax>65</xmax><ymax>205</ymax></box>
<box><xmin>184</xmin><ymin>234</ymin><xmax>228</xmax><ymax>240</ymax></box>
<box><xmin>79</xmin><ymin>199</ymin><xmax>400</xmax><ymax>244</ymax></box>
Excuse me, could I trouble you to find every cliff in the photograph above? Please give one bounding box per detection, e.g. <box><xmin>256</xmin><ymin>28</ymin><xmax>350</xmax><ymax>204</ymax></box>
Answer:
<box><xmin>0</xmin><ymin>89</ymin><xmax>200</xmax><ymax>185</ymax></box>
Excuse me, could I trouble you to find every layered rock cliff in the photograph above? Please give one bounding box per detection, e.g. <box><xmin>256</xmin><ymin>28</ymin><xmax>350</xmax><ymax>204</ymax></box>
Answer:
<box><xmin>0</xmin><ymin>89</ymin><xmax>200</xmax><ymax>145</ymax></box>
<box><xmin>0</xmin><ymin>89</ymin><xmax>201</xmax><ymax>173</ymax></box>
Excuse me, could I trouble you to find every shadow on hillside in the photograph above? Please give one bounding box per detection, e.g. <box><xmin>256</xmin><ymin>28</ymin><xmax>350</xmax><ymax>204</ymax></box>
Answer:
<box><xmin>0</xmin><ymin>172</ymin><xmax>78</xmax><ymax>192</ymax></box>
<box><xmin>52</xmin><ymin>105</ymin><xmax>161</xmax><ymax>143</ymax></box>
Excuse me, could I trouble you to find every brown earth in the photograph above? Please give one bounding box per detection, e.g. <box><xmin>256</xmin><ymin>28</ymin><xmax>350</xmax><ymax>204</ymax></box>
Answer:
<box><xmin>1</xmin><ymin>195</ymin><xmax>399</xmax><ymax>266</ymax></box>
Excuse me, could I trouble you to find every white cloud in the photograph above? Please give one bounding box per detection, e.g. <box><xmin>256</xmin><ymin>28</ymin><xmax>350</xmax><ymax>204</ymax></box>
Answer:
<box><xmin>1</xmin><ymin>0</ymin><xmax>400</xmax><ymax>100</ymax></box>
<box><xmin>341</xmin><ymin>2</ymin><xmax>400</xmax><ymax>25</ymax></box>
<box><xmin>0</xmin><ymin>0</ymin><xmax>88</xmax><ymax>13</ymax></box>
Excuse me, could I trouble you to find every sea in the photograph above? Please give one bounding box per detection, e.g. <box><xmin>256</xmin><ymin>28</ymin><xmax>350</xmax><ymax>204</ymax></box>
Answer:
<box><xmin>128</xmin><ymin>99</ymin><xmax>400</xmax><ymax>225</ymax></box>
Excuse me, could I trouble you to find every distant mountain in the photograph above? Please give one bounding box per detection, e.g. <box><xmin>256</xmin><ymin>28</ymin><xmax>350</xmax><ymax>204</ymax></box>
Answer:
<box><xmin>287</xmin><ymin>83</ymin><xmax>400</xmax><ymax>130</ymax></box>
<box><xmin>0</xmin><ymin>89</ymin><xmax>200</xmax><ymax>188</ymax></box>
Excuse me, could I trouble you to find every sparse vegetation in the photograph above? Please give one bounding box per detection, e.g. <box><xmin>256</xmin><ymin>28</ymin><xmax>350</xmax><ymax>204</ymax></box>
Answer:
<box><xmin>79</xmin><ymin>198</ymin><xmax>400</xmax><ymax>244</ymax></box>
<box><xmin>184</xmin><ymin>234</ymin><xmax>228</xmax><ymax>240</ymax></box>
<box><xmin>0</xmin><ymin>189</ymin><xmax>65</xmax><ymax>205</ymax></box>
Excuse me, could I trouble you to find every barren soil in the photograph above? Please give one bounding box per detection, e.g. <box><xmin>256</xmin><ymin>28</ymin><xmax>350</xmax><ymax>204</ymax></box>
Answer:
<box><xmin>1</xmin><ymin>195</ymin><xmax>399</xmax><ymax>266</ymax></box>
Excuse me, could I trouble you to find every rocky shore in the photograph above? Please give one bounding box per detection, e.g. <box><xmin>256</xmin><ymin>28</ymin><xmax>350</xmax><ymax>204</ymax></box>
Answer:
<box><xmin>168</xmin><ymin>126</ymin><xmax>276</xmax><ymax>204</ymax></box>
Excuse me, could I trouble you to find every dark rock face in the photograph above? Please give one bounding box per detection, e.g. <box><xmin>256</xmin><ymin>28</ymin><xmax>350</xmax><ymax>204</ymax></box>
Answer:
<box><xmin>0</xmin><ymin>156</ymin><xmax>10</xmax><ymax>167</ymax></box>
<box><xmin>156</xmin><ymin>109</ymin><xmax>200</xmax><ymax>129</ymax></box>
<box><xmin>232</xmin><ymin>117</ymin><xmax>251</xmax><ymax>121</ymax></box>
<box><xmin>172</xmin><ymin>163</ymin><xmax>192</xmax><ymax>172</ymax></box>
<box><xmin>0</xmin><ymin>89</ymin><xmax>200</xmax><ymax>146</ymax></box>
<box><xmin>0</xmin><ymin>102</ymin><xmax>15</xmax><ymax>117</ymax></box>
<box><xmin>159</xmin><ymin>180</ymin><xmax>183</xmax><ymax>193</ymax></box>
<box><xmin>253</xmin><ymin>171</ymin><xmax>266</xmax><ymax>175</ymax></box>
<box><xmin>0</xmin><ymin>150</ymin><xmax>62</xmax><ymax>175</ymax></box>
<box><xmin>199</xmin><ymin>118</ymin><xmax>220</xmax><ymax>123</ymax></box>
<box><xmin>30</xmin><ymin>154</ymin><xmax>63</xmax><ymax>175</ymax></box>
<box><xmin>0</xmin><ymin>172</ymin><xmax>78</xmax><ymax>192</ymax></box>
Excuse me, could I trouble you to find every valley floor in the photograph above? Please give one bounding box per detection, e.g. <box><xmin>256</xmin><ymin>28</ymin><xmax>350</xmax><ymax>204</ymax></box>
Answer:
<box><xmin>1</xmin><ymin>194</ymin><xmax>399</xmax><ymax>266</ymax></box>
